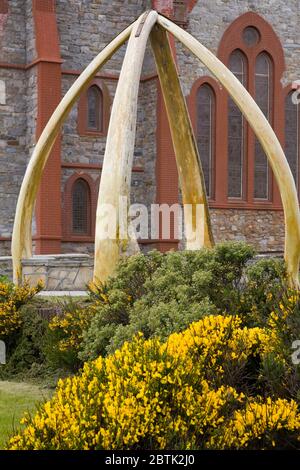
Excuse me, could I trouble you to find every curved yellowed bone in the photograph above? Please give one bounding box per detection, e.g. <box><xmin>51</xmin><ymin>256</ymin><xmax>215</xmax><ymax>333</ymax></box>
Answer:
<box><xmin>11</xmin><ymin>21</ymin><xmax>136</xmax><ymax>284</ymax></box>
<box><xmin>157</xmin><ymin>14</ymin><xmax>300</xmax><ymax>288</ymax></box>
<box><xmin>93</xmin><ymin>10</ymin><xmax>158</xmax><ymax>283</ymax></box>
<box><xmin>150</xmin><ymin>24</ymin><xmax>214</xmax><ymax>250</ymax></box>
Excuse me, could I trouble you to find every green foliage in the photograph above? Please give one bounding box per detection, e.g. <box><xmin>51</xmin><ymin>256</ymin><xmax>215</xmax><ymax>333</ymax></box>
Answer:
<box><xmin>45</xmin><ymin>297</ymin><xmax>92</xmax><ymax>372</ymax></box>
<box><xmin>79</xmin><ymin>242</ymin><xmax>258</xmax><ymax>361</ymax></box>
<box><xmin>240</xmin><ymin>257</ymin><xmax>287</xmax><ymax>326</ymax></box>
<box><xmin>261</xmin><ymin>291</ymin><xmax>300</xmax><ymax>400</ymax></box>
<box><xmin>0</xmin><ymin>299</ymin><xmax>48</xmax><ymax>378</ymax></box>
<box><xmin>2</xmin><ymin>243</ymin><xmax>292</xmax><ymax>383</ymax></box>
<box><xmin>0</xmin><ymin>298</ymin><xmax>85</xmax><ymax>381</ymax></box>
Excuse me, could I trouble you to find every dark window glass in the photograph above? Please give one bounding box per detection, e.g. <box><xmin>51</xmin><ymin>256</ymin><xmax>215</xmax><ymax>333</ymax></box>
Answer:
<box><xmin>197</xmin><ymin>84</ymin><xmax>215</xmax><ymax>198</ymax></box>
<box><xmin>285</xmin><ymin>91</ymin><xmax>299</xmax><ymax>190</ymax></box>
<box><xmin>254</xmin><ymin>53</ymin><xmax>273</xmax><ymax>199</ymax></box>
<box><xmin>72</xmin><ymin>179</ymin><xmax>90</xmax><ymax>234</ymax></box>
<box><xmin>173</xmin><ymin>1</ymin><xmax>187</xmax><ymax>26</ymax></box>
<box><xmin>87</xmin><ymin>85</ymin><xmax>102</xmax><ymax>131</ymax></box>
<box><xmin>228</xmin><ymin>50</ymin><xmax>247</xmax><ymax>198</ymax></box>
<box><xmin>242</xmin><ymin>26</ymin><xmax>260</xmax><ymax>47</ymax></box>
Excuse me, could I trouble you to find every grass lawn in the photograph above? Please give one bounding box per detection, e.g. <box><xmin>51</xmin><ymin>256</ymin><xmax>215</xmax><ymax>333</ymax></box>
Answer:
<box><xmin>0</xmin><ymin>381</ymin><xmax>51</xmax><ymax>449</ymax></box>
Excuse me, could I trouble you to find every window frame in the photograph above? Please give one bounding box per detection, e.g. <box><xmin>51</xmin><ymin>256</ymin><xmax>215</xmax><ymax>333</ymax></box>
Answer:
<box><xmin>77</xmin><ymin>78</ymin><xmax>110</xmax><ymax>137</ymax></box>
<box><xmin>189</xmin><ymin>76</ymin><xmax>223</xmax><ymax>203</ymax></box>
<box><xmin>196</xmin><ymin>82</ymin><xmax>216</xmax><ymax>199</ymax></box>
<box><xmin>190</xmin><ymin>12</ymin><xmax>286</xmax><ymax>210</ymax></box>
<box><xmin>283</xmin><ymin>85</ymin><xmax>300</xmax><ymax>199</ymax></box>
<box><xmin>227</xmin><ymin>49</ymin><xmax>248</xmax><ymax>201</ymax></box>
<box><xmin>62</xmin><ymin>173</ymin><xmax>97</xmax><ymax>242</ymax></box>
<box><xmin>72</xmin><ymin>178</ymin><xmax>91</xmax><ymax>236</ymax></box>
<box><xmin>253</xmin><ymin>52</ymin><xmax>274</xmax><ymax>201</ymax></box>
<box><xmin>87</xmin><ymin>85</ymin><xmax>103</xmax><ymax>132</ymax></box>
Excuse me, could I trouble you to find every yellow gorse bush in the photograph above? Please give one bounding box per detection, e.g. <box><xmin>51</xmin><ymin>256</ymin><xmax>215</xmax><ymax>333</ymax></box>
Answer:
<box><xmin>0</xmin><ymin>279</ymin><xmax>43</xmax><ymax>337</ymax></box>
<box><xmin>8</xmin><ymin>314</ymin><xmax>300</xmax><ymax>450</ymax></box>
<box><xmin>48</xmin><ymin>283</ymin><xmax>109</xmax><ymax>353</ymax></box>
<box><xmin>210</xmin><ymin>397</ymin><xmax>300</xmax><ymax>449</ymax></box>
<box><xmin>268</xmin><ymin>293</ymin><xmax>298</xmax><ymax>330</ymax></box>
<box><xmin>49</xmin><ymin>305</ymin><xmax>96</xmax><ymax>352</ymax></box>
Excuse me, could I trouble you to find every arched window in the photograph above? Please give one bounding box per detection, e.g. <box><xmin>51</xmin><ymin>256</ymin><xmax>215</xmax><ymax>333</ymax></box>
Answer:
<box><xmin>72</xmin><ymin>179</ymin><xmax>91</xmax><ymax>235</ymax></box>
<box><xmin>197</xmin><ymin>84</ymin><xmax>216</xmax><ymax>198</ymax></box>
<box><xmin>254</xmin><ymin>53</ymin><xmax>273</xmax><ymax>199</ymax></box>
<box><xmin>216</xmin><ymin>12</ymin><xmax>285</xmax><ymax>208</ymax></box>
<box><xmin>87</xmin><ymin>85</ymin><xmax>102</xmax><ymax>131</ymax></box>
<box><xmin>285</xmin><ymin>91</ymin><xmax>299</xmax><ymax>191</ymax></box>
<box><xmin>228</xmin><ymin>50</ymin><xmax>247</xmax><ymax>198</ymax></box>
<box><xmin>77</xmin><ymin>79</ymin><xmax>110</xmax><ymax>137</ymax></box>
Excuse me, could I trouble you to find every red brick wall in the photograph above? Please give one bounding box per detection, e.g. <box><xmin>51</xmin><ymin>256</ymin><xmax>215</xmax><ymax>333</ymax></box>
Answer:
<box><xmin>33</xmin><ymin>0</ymin><xmax>62</xmax><ymax>254</ymax></box>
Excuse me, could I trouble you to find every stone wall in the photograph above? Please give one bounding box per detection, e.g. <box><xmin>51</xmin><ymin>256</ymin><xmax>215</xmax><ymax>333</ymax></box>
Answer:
<box><xmin>0</xmin><ymin>0</ymin><xmax>26</xmax><ymax>64</ymax></box>
<box><xmin>210</xmin><ymin>208</ymin><xmax>285</xmax><ymax>253</ymax></box>
<box><xmin>0</xmin><ymin>0</ymin><xmax>37</xmax><ymax>254</ymax></box>
<box><xmin>0</xmin><ymin>68</ymin><xmax>27</xmax><ymax>245</ymax></box>
<box><xmin>0</xmin><ymin>255</ymin><xmax>93</xmax><ymax>291</ymax></box>
<box><xmin>55</xmin><ymin>0</ymin><xmax>152</xmax><ymax>73</ymax></box>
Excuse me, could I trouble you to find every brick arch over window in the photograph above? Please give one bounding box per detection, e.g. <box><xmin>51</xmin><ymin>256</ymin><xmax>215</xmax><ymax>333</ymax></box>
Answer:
<box><xmin>77</xmin><ymin>78</ymin><xmax>110</xmax><ymax>137</ymax></box>
<box><xmin>63</xmin><ymin>173</ymin><xmax>97</xmax><ymax>241</ymax></box>
<box><xmin>194</xmin><ymin>11</ymin><xmax>285</xmax><ymax>209</ymax></box>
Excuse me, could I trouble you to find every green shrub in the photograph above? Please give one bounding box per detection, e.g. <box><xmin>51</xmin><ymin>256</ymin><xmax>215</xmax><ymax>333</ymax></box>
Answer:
<box><xmin>46</xmin><ymin>243</ymin><xmax>291</xmax><ymax>369</ymax></box>
<box><xmin>0</xmin><ymin>299</ymin><xmax>48</xmax><ymax>378</ymax></box>
<box><xmin>240</xmin><ymin>257</ymin><xmax>287</xmax><ymax>326</ymax></box>
<box><xmin>259</xmin><ymin>291</ymin><xmax>300</xmax><ymax>399</ymax></box>
<box><xmin>80</xmin><ymin>242</ymin><xmax>258</xmax><ymax>361</ymax></box>
<box><xmin>90</xmin><ymin>297</ymin><xmax>215</xmax><ymax>357</ymax></box>
<box><xmin>0</xmin><ymin>297</ymin><xmax>86</xmax><ymax>381</ymax></box>
<box><xmin>45</xmin><ymin>297</ymin><xmax>92</xmax><ymax>371</ymax></box>
<box><xmin>0</xmin><ymin>278</ymin><xmax>43</xmax><ymax>339</ymax></box>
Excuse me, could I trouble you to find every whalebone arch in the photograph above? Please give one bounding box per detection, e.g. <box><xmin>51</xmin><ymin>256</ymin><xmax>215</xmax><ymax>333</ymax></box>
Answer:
<box><xmin>11</xmin><ymin>10</ymin><xmax>300</xmax><ymax>288</ymax></box>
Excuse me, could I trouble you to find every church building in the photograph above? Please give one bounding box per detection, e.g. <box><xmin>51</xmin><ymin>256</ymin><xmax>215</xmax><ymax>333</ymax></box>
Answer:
<box><xmin>0</xmin><ymin>0</ymin><xmax>299</xmax><ymax>258</ymax></box>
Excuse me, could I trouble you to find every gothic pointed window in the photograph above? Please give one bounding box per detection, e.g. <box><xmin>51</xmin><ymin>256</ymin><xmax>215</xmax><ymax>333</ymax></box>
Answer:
<box><xmin>197</xmin><ymin>84</ymin><xmax>216</xmax><ymax>198</ymax></box>
<box><xmin>228</xmin><ymin>50</ymin><xmax>247</xmax><ymax>198</ymax></box>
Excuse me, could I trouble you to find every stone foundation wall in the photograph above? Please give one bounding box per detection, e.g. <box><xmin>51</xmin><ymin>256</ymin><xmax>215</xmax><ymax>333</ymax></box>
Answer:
<box><xmin>0</xmin><ymin>255</ymin><xmax>93</xmax><ymax>291</ymax></box>
<box><xmin>210</xmin><ymin>209</ymin><xmax>285</xmax><ymax>253</ymax></box>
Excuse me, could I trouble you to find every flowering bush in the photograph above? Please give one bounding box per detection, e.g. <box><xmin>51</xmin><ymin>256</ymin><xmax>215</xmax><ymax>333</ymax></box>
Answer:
<box><xmin>209</xmin><ymin>397</ymin><xmax>300</xmax><ymax>449</ymax></box>
<box><xmin>8</xmin><ymin>315</ymin><xmax>300</xmax><ymax>450</ymax></box>
<box><xmin>0</xmin><ymin>278</ymin><xmax>43</xmax><ymax>338</ymax></box>
<box><xmin>49</xmin><ymin>303</ymin><xmax>96</xmax><ymax>354</ymax></box>
<box><xmin>257</xmin><ymin>291</ymin><xmax>300</xmax><ymax>397</ymax></box>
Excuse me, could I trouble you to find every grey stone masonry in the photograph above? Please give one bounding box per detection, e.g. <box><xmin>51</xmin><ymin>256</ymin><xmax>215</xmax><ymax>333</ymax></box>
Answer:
<box><xmin>0</xmin><ymin>254</ymin><xmax>94</xmax><ymax>291</ymax></box>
